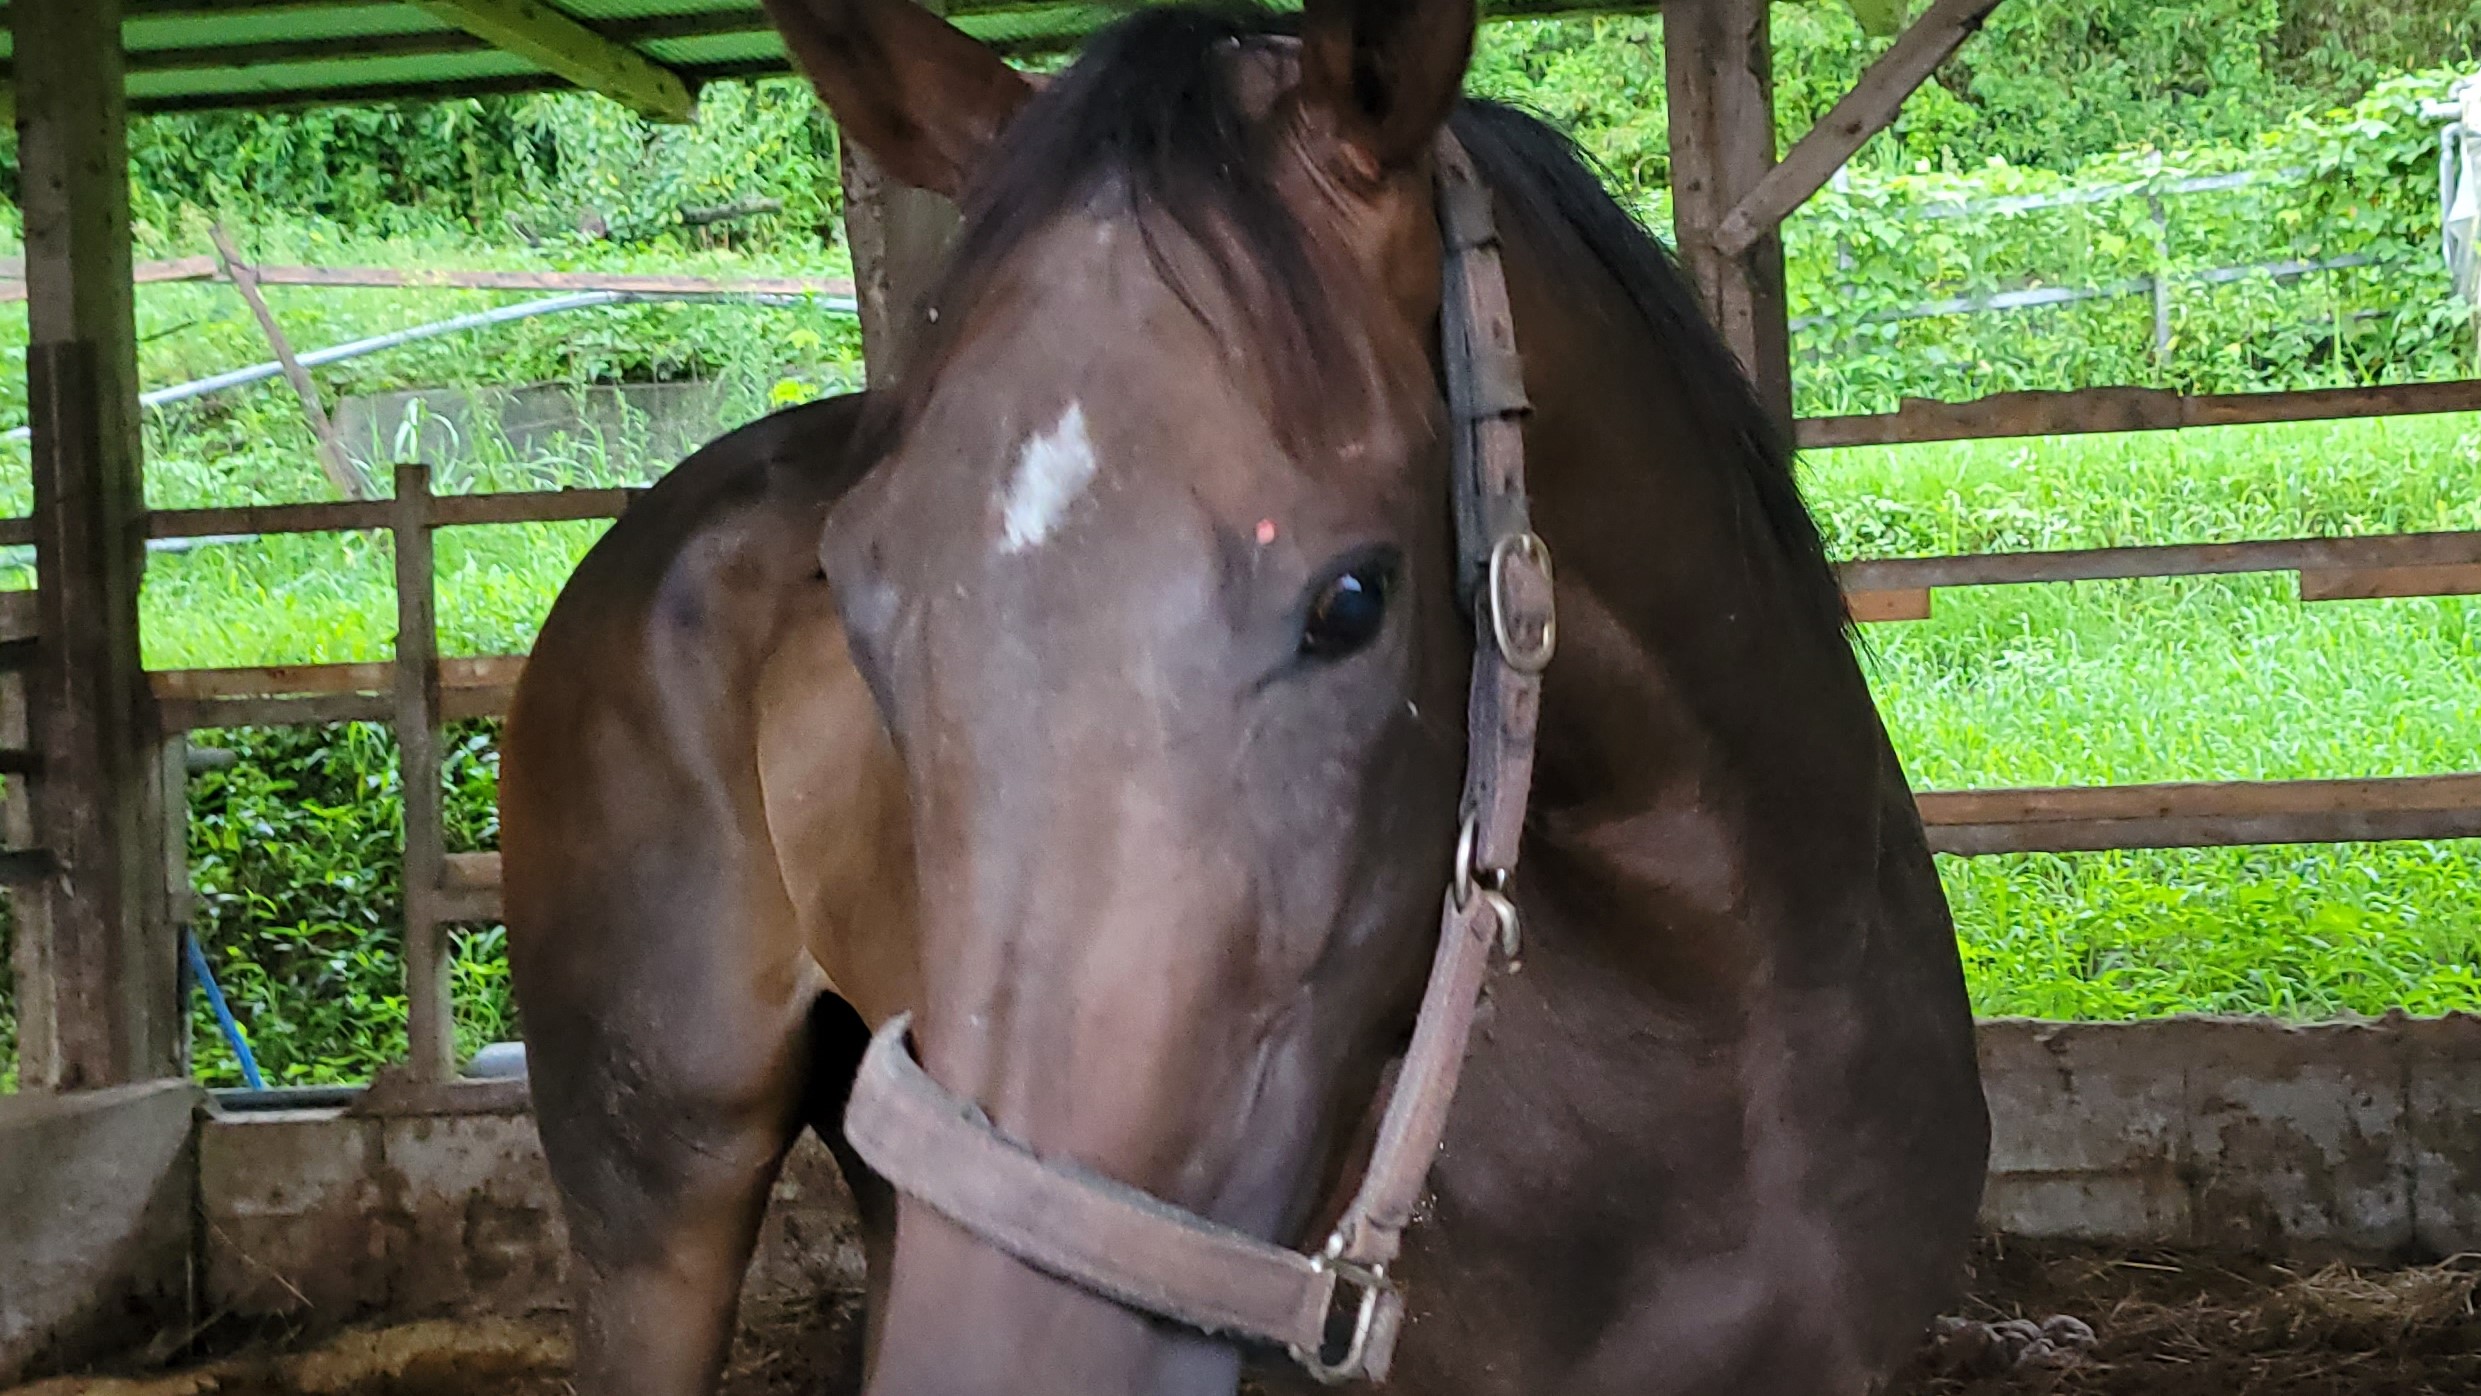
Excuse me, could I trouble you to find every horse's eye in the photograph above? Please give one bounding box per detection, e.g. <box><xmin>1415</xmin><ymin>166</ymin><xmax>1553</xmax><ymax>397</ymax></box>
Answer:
<box><xmin>1301</xmin><ymin>564</ymin><xmax>1392</xmax><ymax>660</ymax></box>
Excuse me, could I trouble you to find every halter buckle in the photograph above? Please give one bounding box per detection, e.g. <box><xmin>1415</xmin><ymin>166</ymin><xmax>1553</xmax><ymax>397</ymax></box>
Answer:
<box><xmin>1487</xmin><ymin>531</ymin><xmax>1557</xmax><ymax>674</ymax></box>
<box><xmin>1294</xmin><ymin>1251</ymin><xmax>1397</xmax><ymax>1385</ymax></box>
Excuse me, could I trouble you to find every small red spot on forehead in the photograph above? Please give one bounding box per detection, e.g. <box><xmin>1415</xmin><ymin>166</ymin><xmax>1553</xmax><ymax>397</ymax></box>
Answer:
<box><xmin>1255</xmin><ymin>518</ymin><xmax>1278</xmax><ymax>546</ymax></box>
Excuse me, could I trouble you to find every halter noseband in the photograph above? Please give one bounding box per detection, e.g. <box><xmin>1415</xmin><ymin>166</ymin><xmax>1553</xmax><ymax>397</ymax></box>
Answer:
<box><xmin>842</xmin><ymin>130</ymin><xmax>1552</xmax><ymax>1386</ymax></box>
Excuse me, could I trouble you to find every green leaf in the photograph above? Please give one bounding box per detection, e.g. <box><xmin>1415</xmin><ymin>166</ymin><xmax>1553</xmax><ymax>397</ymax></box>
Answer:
<box><xmin>1844</xmin><ymin>0</ymin><xmax>1909</xmax><ymax>38</ymax></box>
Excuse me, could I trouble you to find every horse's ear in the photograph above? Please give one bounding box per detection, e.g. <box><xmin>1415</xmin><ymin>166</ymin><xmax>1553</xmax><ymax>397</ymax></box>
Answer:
<box><xmin>763</xmin><ymin>0</ymin><xmax>1034</xmax><ymax>199</ymax></box>
<box><xmin>1296</xmin><ymin>0</ymin><xmax>1476</xmax><ymax>180</ymax></box>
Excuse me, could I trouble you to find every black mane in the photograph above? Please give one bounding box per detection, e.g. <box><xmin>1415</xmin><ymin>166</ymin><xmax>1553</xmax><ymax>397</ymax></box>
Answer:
<box><xmin>885</xmin><ymin>2</ymin><xmax>1844</xmax><ymax>631</ymax></box>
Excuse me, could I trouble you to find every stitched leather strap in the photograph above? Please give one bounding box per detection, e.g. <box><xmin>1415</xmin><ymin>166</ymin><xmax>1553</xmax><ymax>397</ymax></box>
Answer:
<box><xmin>840</xmin><ymin>129</ymin><xmax>1546</xmax><ymax>1386</ymax></box>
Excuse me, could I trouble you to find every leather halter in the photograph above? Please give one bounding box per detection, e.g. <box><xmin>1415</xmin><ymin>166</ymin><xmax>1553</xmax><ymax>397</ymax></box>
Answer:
<box><xmin>843</xmin><ymin>130</ymin><xmax>1552</xmax><ymax>1386</ymax></box>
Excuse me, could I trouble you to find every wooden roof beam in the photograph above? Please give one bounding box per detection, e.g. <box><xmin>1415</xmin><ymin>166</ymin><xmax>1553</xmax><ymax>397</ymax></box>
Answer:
<box><xmin>1713</xmin><ymin>0</ymin><xmax>2006</xmax><ymax>258</ymax></box>
<box><xmin>408</xmin><ymin>0</ymin><xmax>696</xmax><ymax>122</ymax></box>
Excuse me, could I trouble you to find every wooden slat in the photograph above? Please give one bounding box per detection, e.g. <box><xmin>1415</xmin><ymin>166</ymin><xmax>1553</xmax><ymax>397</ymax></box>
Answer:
<box><xmin>1838</xmin><ymin>529</ymin><xmax>2481</xmax><ymax>593</ymax></box>
<box><xmin>1714</xmin><ymin>0</ymin><xmax>2006</xmax><ymax>258</ymax></box>
<box><xmin>441</xmin><ymin>851</ymin><xmax>505</xmax><ymax>922</ymax></box>
<box><xmin>1921</xmin><ymin>773</ymin><xmax>2481</xmax><ymax>824</ymax></box>
<box><xmin>1919</xmin><ymin>774</ymin><xmax>2481</xmax><ymax>854</ymax></box>
<box><xmin>1846</xmin><ymin>587</ymin><xmax>1932</xmax><ymax>622</ymax></box>
<box><xmin>0</xmin><ymin>259</ymin><xmax>858</xmax><ymax>303</ymax></box>
<box><xmin>140</xmin><ymin>486</ymin><xmax>636</xmax><ymax>541</ymax></box>
<box><xmin>443</xmin><ymin>850</ymin><xmax>501</xmax><ymax>891</ymax></box>
<box><xmin>144</xmin><ymin>499</ymin><xmax>388</xmax><ymax>538</ymax></box>
<box><xmin>2299</xmin><ymin>563</ymin><xmax>2481</xmax><ymax>603</ymax></box>
<box><xmin>1800</xmin><ymin>381</ymin><xmax>2481</xmax><ymax>448</ymax></box>
<box><xmin>210</xmin><ymin>223</ymin><xmax>376</xmax><ymax>500</ymax></box>
<box><xmin>158</xmin><ymin>691</ymin><xmax>388</xmax><ymax>732</ymax></box>
<box><xmin>149</xmin><ymin>655</ymin><xmax>523</xmax><ymax>701</ymax></box>
<box><xmin>408</xmin><ymin>0</ymin><xmax>695</xmax><ymax>122</ymax></box>
<box><xmin>429</xmin><ymin>487</ymin><xmax>638</xmax><ymax>528</ymax></box>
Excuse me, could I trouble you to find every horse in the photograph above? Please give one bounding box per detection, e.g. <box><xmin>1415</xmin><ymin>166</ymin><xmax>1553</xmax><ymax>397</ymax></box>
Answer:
<box><xmin>499</xmin><ymin>1</ymin><xmax>1990</xmax><ymax>1392</ymax></box>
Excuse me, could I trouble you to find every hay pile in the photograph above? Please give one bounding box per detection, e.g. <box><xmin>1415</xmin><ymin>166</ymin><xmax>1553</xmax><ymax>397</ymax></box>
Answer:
<box><xmin>13</xmin><ymin>1243</ymin><xmax>2479</xmax><ymax>1394</ymax></box>
<box><xmin>1896</xmin><ymin>1242</ymin><xmax>2481</xmax><ymax>1395</ymax></box>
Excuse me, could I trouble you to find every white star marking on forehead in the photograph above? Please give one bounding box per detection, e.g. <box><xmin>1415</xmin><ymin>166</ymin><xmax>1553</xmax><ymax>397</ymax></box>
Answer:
<box><xmin>998</xmin><ymin>402</ymin><xmax>1098</xmax><ymax>555</ymax></box>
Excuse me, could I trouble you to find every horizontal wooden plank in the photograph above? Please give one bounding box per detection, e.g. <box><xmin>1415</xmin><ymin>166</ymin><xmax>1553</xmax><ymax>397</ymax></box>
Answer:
<box><xmin>1838</xmin><ymin>529</ymin><xmax>2481</xmax><ymax>592</ymax></box>
<box><xmin>443</xmin><ymin>851</ymin><xmax>502</xmax><ymax>891</ymax></box>
<box><xmin>429</xmin><ymin>487</ymin><xmax>638</xmax><ymax>528</ymax></box>
<box><xmin>2299</xmin><ymin>563</ymin><xmax>2481</xmax><ymax>603</ymax></box>
<box><xmin>1846</xmin><ymin>587</ymin><xmax>1932</xmax><ymax>623</ymax></box>
<box><xmin>146</xmin><ymin>500</ymin><xmax>387</xmax><ymax>538</ymax></box>
<box><xmin>150</xmin><ymin>655</ymin><xmax>523</xmax><ymax>702</ymax></box>
<box><xmin>0</xmin><ymin>258</ymin><xmax>855</xmax><ymax>303</ymax></box>
<box><xmin>1918</xmin><ymin>773</ymin><xmax>2481</xmax><ymax>826</ymax></box>
<box><xmin>1927</xmin><ymin>806</ymin><xmax>2481</xmax><ymax>854</ymax></box>
<box><xmin>145</xmin><ymin>487</ymin><xmax>637</xmax><ymax>541</ymax></box>
<box><xmin>1800</xmin><ymin>380</ymin><xmax>2481</xmax><ymax>449</ymax></box>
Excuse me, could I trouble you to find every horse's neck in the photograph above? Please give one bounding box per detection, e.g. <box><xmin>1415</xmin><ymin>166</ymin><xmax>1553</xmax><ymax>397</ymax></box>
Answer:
<box><xmin>1496</xmin><ymin>226</ymin><xmax>1900</xmax><ymax>998</ymax></box>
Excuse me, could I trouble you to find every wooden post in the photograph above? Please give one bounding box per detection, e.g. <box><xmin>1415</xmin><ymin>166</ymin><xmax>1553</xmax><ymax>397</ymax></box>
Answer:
<box><xmin>16</xmin><ymin>0</ymin><xmax>182</xmax><ymax>1089</ymax></box>
<box><xmin>391</xmin><ymin>463</ymin><xmax>452</xmax><ymax>1083</ymax></box>
<box><xmin>833</xmin><ymin>0</ymin><xmax>964</xmax><ymax>389</ymax></box>
<box><xmin>1666</xmin><ymin>0</ymin><xmax>1796</xmax><ymax>432</ymax></box>
<box><xmin>840</xmin><ymin>143</ymin><xmax>962</xmax><ymax>387</ymax></box>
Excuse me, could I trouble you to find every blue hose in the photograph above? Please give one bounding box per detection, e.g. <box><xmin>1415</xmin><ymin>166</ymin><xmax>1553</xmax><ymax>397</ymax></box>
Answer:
<box><xmin>184</xmin><ymin>928</ymin><xmax>267</xmax><ymax>1091</ymax></box>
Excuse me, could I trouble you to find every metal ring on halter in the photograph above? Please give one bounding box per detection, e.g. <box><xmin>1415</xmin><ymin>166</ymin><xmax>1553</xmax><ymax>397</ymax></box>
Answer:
<box><xmin>1450</xmin><ymin>815</ymin><xmax>1509</xmax><ymax>912</ymax></box>
<box><xmin>1292</xmin><ymin>1253</ymin><xmax>1392</xmax><ymax>1386</ymax></box>
<box><xmin>1487</xmin><ymin>531</ymin><xmax>1557</xmax><ymax>675</ymax></box>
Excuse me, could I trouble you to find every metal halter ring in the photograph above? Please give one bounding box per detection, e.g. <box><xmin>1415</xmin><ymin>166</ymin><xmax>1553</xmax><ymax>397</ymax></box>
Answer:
<box><xmin>1486</xmin><ymin>531</ymin><xmax>1557</xmax><ymax>675</ymax></box>
<box><xmin>1450</xmin><ymin>818</ymin><xmax>1522</xmax><ymax>959</ymax></box>
<box><xmin>1451</xmin><ymin>815</ymin><xmax>1509</xmax><ymax>912</ymax></box>
<box><xmin>1293</xmin><ymin>1252</ymin><xmax>1393</xmax><ymax>1386</ymax></box>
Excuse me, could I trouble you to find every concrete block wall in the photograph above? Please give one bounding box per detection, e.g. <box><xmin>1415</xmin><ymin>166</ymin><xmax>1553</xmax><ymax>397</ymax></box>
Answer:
<box><xmin>1978</xmin><ymin>1014</ymin><xmax>2481</xmax><ymax>1255</ymax></box>
<box><xmin>198</xmin><ymin>1106</ymin><xmax>863</xmax><ymax>1330</ymax></box>
<box><xmin>12</xmin><ymin>1014</ymin><xmax>2481</xmax><ymax>1376</ymax></box>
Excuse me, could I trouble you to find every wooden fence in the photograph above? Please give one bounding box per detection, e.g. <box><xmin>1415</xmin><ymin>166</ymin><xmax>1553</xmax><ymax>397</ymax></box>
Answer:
<box><xmin>6</xmin><ymin>378</ymin><xmax>2476</xmax><ymax>1084</ymax></box>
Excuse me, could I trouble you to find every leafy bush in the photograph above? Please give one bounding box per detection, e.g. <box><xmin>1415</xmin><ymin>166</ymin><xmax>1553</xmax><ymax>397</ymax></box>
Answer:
<box><xmin>183</xmin><ymin>721</ymin><xmax>508</xmax><ymax>1086</ymax></box>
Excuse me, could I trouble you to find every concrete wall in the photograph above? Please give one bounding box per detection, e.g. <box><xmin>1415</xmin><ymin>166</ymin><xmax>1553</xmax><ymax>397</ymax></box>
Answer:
<box><xmin>198</xmin><ymin>1103</ymin><xmax>862</xmax><ymax>1331</ymax></box>
<box><xmin>15</xmin><ymin>1014</ymin><xmax>2481</xmax><ymax>1367</ymax></box>
<box><xmin>330</xmin><ymin>381</ymin><xmax>740</xmax><ymax>483</ymax></box>
<box><xmin>1979</xmin><ymin>1014</ymin><xmax>2481</xmax><ymax>1256</ymax></box>
<box><xmin>0</xmin><ymin>1081</ymin><xmax>203</xmax><ymax>1385</ymax></box>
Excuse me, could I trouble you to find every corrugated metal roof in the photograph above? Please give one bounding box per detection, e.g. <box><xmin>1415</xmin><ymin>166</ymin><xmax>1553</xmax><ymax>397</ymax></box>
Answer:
<box><xmin>0</xmin><ymin>0</ymin><xmax>1645</xmax><ymax>114</ymax></box>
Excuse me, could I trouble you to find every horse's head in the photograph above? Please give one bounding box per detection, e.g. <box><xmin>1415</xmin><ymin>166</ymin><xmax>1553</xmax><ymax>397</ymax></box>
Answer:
<box><xmin>768</xmin><ymin>0</ymin><xmax>1483</xmax><ymax>1390</ymax></box>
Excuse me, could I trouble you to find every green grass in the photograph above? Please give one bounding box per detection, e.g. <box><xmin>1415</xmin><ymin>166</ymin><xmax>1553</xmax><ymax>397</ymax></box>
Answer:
<box><xmin>1805</xmin><ymin>414</ymin><xmax>2481</xmax><ymax>1021</ymax></box>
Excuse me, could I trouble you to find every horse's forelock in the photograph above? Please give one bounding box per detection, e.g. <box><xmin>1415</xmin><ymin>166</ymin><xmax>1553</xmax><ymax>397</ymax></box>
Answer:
<box><xmin>866</xmin><ymin>4</ymin><xmax>1359</xmax><ymax>453</ymax></box>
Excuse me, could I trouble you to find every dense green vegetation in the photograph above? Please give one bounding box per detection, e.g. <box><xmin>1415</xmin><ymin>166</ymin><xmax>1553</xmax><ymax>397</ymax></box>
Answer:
<box><xmin>3</xmin><ymin>0</ymin><xmax>2480</xmax><ymax>1086</ymax></box>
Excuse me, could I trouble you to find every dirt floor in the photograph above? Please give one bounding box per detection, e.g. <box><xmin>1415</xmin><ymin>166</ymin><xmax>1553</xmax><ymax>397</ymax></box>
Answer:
<box><xmin>12</xmin><ymin>1242</ymin><xmax>2479</xmax><ymax>1395</ymax></box>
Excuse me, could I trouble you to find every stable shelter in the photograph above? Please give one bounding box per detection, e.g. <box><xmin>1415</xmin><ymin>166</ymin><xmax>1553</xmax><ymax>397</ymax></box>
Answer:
<box><xmin>4</xmin><ymin>0</ymin><xmax>2480</xmax><ymax>1383</ymax></box>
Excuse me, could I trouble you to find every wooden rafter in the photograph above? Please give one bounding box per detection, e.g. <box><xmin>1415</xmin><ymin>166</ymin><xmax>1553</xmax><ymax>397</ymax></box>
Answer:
<box><xmin>1713</xmin><ymin>0</ymin><xmax>2007</xmax><ymax>258</ymax></box>
<box><xmin>407</xmin><ymin>0</ymin><xmax>696</xmax><ymax>122</ymax></box>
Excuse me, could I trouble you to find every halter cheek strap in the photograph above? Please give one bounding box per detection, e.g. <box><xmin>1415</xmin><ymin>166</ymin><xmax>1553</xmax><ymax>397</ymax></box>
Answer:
<box><xmin>841</xmin><ymin>129</ymin><xmax>1550</xmax><ymax>1386</ymax></box>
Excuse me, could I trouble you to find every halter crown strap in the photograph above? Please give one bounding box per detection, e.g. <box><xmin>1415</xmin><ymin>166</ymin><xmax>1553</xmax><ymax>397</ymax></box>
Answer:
<box><xmin>841</xmin><ymin>128</ymin><xmax>1549</xmax><ymax>1387</ymax></box>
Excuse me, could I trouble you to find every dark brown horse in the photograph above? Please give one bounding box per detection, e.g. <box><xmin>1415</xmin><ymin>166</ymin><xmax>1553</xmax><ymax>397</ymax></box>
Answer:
<box><xmin>501</xmin><ymin>1</ymin><xmax>1988</xmax><ymax>1393</ymax></box>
